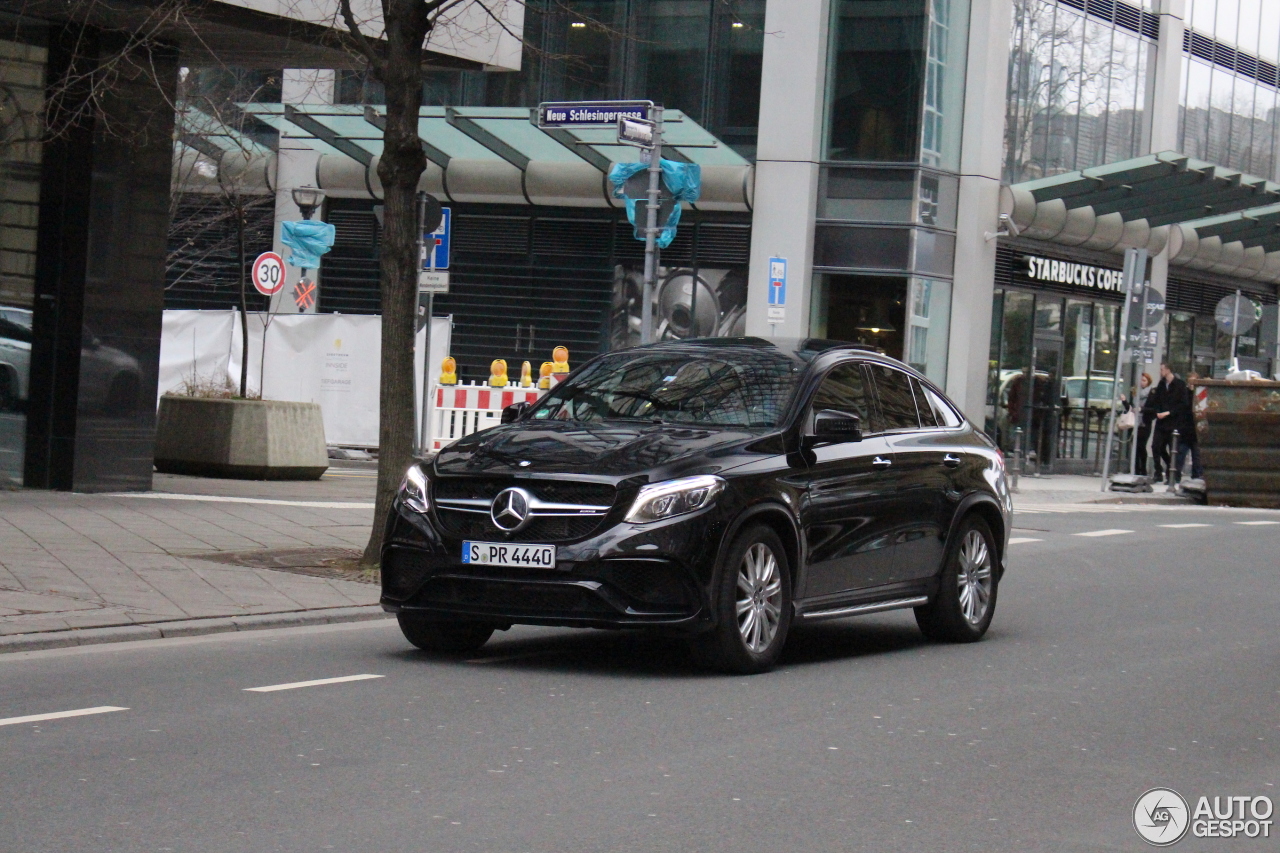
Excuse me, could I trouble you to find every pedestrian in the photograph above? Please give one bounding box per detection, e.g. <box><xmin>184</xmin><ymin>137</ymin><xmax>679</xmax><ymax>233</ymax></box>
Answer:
<box><xmin>1146</xmin><ymin>362</ymin><xmax>1190</xmax><ymax>483</ymax></box>
<box><xmin>1175</xmin><ymin>372</ymin><xmax>1204</xmax><ymax>481</ymax></box>
<box><xmin>1133</xmin><ymin>372</ymin><xmax>1153</xmax><ymax>476</ymax></box>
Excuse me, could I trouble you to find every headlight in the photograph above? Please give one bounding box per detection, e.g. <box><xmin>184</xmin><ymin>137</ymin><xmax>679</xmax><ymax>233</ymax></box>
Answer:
<box><xmin>625</xmin><ymin>475</ymin><xmax>725</xmax><ymax>524</ymax></box>
<box><xmin>401</xmin><ymin>464</ymin><xmax>429</xmax><ymax>513</ymax></box>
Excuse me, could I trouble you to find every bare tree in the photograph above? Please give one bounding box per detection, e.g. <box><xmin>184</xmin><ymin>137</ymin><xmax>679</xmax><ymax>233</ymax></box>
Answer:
<box><xmin>168</xmin><ymin>68</ymin><xmax>279</xmax><ymax>397</ymax></box>
<box><xmin>336</xmin><ymin>0</ymin><xmax>520</xmax><ymax>565</ymax></box>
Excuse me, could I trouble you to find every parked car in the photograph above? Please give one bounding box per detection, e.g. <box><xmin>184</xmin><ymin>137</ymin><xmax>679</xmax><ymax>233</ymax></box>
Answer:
<box><xmin>381</xmin><ymin>338</ymin><xmax>1011</xmax><ymax>673</ymax></box>
<box><xmin>1061</xmin><ymin>374</ymin><xmax>1116</xmax><ymax>411</ymax></box>
<box><xmin>0</xmin><ymin>308</ymin><xmax>142</xmax><ymax>415</ymax></box>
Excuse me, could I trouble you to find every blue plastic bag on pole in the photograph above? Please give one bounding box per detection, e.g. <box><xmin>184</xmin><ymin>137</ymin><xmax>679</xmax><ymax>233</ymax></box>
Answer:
<box><xmin>607</xmin><ymin>159</ymin><xmax>702</xmax><ymax>249</ymax></box>
<box><xmin>280</xmin><ymin>220</ymin><xmax>336</xmax><ymax>268</ymax></box>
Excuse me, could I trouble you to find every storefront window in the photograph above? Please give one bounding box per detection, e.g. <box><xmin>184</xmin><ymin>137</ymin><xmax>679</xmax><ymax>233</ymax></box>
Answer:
<box><xmin>1167</xmin><ymin>311</ymin><xmax>1195</xmax><ymax>377</ymax></box>
<box><xmin>0</xmin><ymin>32</ymin><xmax>45</xmax><ymax>486</ymax></box>
<box><xmin>906</xmin><ymin>277</ymin><xmax>950</xmax><ymax>384</ymax></box>
<box><xmin>921</xmin><ymin>0</ymin><xmax>970</xmax><ymax>170</ymax></box>
<box><xmin>825</xmin><ymin>0</ymin><xmax>927</xmax><ymax>161</ymax></box>
<box><xmin>811</xmin><ymin>274</ymin><xmax>908</xmax><ymax>360</ymax></box>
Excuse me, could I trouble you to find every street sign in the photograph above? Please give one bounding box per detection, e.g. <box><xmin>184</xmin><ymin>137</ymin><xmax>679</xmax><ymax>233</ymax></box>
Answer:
<box><xmin>418</xmin><ymin>271</ymin><xmax>450</xmax><ymax>293</ymax></box>
<box><xmin>1214</xmin><ymin>293</ymin><xmax>1261</xmax><ymax>334</ymax></box>
<box><xmin>1142</xmin><ymin>294</ymin><xmax>1165</xmax><ymax>328</ymax></box>
<box><xmin>420</xmin><ymin>207</ymin><xmax>450</xmax><ymax>271</ymax></box>
<box><xmin>251</xmin><ymin>251</ymin><xmax>285</xmax><ymax>296</ymax></box>
<box><xmin>538</xmin><ymin>100</ymin><xmax>652</xmax><ymax>127</ymax></box>
<box><xmin>767</xmin><ymin>257</ymin><xmax>787</xmax><ymax>322</ymax></box>
<box><xmin>293</xmin><ymin>278</ymin><xmax>316</xmax><ymax>311</ymax></box>
<box><xmin>1130</xmin><ymin>346</ymin><xmax>1155</xmax><ymax>362</ymax></box>
<box><xmin>1127</xmin><ymin>329</ymin><xmax>1158</xmax><ymax>346</ymax></box>
<box><xmin>617</xmin><ymin>115</ymin><xmax>656</xmax><ymax>148</ymax></box>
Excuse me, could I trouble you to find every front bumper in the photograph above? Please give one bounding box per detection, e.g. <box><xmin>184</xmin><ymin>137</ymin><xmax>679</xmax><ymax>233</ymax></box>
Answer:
<box><xmin>379</xmin><ymin>498</ymin><xmax>723</xmax><ymax>630</ymax></box>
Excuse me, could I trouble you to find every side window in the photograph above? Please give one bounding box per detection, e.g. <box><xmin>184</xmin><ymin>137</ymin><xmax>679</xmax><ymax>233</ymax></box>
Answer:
<box><xmin>925</xmin><ymin>385</ymin><xmax>963</xmax><ymax>427</ymax></box>
<box><xmin>810</xmin><ymin>363</ymin><xmax>872</xmax><ymax>429</ymax></box>
<box><xmin>870</xmin><ymin>365</ymin><xmax>921</xmax><ymax>430</ymax></box>
<box><xmin>913</xmin><ymin>378</ymin><xmax>939</xmax><ymax>428</ymax></box>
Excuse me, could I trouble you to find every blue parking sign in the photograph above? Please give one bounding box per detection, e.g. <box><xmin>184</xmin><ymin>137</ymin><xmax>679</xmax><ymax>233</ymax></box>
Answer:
<box><xmin>768</xmin><ymin>257</ymin><xmax>786</xmax><ymax>305</ymax></box>
<box><xmin>422</xmin><ymin>207</ymin><xmax>450</xmax><ymax>270</ymax></box>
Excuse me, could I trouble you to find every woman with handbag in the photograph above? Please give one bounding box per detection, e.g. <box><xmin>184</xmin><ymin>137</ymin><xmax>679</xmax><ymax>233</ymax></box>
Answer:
<box><xmin>1133</xmin><ymin>372</ymin><xmax>1154</xmax><ymax>476</ymax></box>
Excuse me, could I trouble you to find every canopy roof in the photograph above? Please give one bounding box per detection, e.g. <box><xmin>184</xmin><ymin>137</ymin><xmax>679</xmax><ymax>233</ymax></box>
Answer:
<box><xmin>177</xmin><ymin>103</ymin><xmax>753</xmax><ymax>212</ymax></box>
<box><xmin>1002</xmin><ymin>152</ymin><xmax>1280</xmax><ymax>284</ymax></box>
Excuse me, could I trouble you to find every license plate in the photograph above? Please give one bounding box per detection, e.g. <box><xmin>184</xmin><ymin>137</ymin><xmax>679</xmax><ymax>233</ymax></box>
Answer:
<box><xmin>462</xmin><ymin>541</ymin><xmax>556</xmax><ymax>569</ymax></box>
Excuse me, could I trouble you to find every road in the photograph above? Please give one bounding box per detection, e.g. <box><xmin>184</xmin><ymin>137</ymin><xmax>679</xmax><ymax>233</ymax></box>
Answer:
<box><xmin>2</xmin><ymin>503</ymin><xmax>1277</xmax><ymax>852</ymax></box>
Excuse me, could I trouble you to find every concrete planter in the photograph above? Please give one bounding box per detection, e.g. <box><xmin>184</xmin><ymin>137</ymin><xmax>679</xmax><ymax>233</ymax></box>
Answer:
<box><xmin>155</xmin><ymin>396</ymin><xmax>329</xmax><ymax>480</ymax></box>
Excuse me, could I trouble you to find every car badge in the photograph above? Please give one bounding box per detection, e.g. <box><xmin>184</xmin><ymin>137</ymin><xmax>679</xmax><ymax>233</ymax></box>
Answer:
<box><xmin>490</xmin><ymin>487</ymin><xmax>533</xmax><ymax>532</ymax></box>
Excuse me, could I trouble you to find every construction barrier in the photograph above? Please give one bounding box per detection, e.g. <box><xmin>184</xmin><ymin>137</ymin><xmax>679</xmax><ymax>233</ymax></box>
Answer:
<box><xmin>430</xmin><ymin>376</ymin><xmax>564</xmax><ymax>450</ymax></box>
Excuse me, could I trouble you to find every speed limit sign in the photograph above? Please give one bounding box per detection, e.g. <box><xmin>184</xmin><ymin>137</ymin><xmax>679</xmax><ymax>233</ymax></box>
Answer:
<box><xmin>251</xmin><ymin>251</ymin><xmax>286</xmax><ymax>296</ymax></box>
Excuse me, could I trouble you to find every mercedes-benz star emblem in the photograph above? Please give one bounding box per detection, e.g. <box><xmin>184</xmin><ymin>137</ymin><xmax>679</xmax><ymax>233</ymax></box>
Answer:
<box><xmin>490</xmin><ymin>487</ymin><xmax>533</xmax><ymax>532</ymax></box>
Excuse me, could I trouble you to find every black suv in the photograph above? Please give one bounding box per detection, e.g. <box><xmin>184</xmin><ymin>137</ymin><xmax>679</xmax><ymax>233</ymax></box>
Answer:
<box><xmin>382</xmin><ymin>338</ymin><xmax>1011</xmax><ymax>673</ymax></box>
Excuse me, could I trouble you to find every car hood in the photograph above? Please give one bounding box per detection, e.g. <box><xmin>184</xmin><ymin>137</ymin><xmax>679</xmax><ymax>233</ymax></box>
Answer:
<box><xmin>433</xmin><ymin>419</ymin><xmax>771</xmax><ymax>479</ymax></box>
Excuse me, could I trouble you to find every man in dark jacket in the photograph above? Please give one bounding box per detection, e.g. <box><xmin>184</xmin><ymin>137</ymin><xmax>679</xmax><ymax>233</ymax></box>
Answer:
<box><xmin>1144</xmin><ymin>362</ymin><xmax>1193</xmax><ymax>482</ymax></box>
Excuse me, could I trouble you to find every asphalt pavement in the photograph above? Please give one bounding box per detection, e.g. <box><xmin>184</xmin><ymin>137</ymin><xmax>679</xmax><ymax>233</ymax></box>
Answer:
<box><xmin>2</xmin><ymin>503</ymin><xmax>1277</xmax><ymax>852</ymax></box>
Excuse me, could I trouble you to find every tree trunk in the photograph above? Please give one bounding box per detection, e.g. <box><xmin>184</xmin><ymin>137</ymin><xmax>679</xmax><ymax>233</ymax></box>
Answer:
<box><xmin>360</xmin><ymin>0</ymin><xmax>431</xmax><ymax>565</ymax></box>
<box><xmin>236</xmin><ymin>202</ymin><xmax>249</xmax><ymax>398</ymax></box>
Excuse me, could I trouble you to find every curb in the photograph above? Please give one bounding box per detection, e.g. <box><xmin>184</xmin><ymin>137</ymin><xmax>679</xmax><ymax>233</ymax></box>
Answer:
<box><xmin>0</xmin><ymin>606</ymin><xmax>393</xmax><ymax>654</ymax></box>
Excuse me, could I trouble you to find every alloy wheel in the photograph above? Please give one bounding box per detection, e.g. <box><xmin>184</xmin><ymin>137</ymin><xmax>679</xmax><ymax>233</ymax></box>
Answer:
<box><xmin>957</xmin><ymin>529</ymin><xmax>993</xmax><ymax>625</ymax></box>
<box><xmin>735</xmin><ymin>542</ymin><xmax>783</xmax><ymax>652</ymax></box>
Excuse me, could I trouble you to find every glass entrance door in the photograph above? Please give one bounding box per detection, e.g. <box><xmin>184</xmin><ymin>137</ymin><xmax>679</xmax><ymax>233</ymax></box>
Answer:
<box><xmin>1025</xmin><ymin>337</ymin><xmax>1063</xmax><ymax>474</ymax></box>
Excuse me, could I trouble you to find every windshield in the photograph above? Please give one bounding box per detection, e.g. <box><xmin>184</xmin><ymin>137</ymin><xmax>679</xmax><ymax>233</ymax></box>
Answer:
<box><xmin>530</xmin><ymin>349</ymin><xmax>802</xmax><ymax>428</ymax></box>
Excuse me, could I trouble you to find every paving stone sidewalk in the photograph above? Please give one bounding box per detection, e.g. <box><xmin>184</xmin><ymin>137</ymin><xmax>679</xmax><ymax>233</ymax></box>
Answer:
<box><xmin>0</xmin><ymin>468</ymin><xmax>381</xmax><ymax>640</ymax></box>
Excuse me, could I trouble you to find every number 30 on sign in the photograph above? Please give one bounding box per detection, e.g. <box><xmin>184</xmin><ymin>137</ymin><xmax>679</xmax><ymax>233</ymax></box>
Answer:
<box><xmin>251</xmin><ymin>251</ymin><xmax>286</xmax><ymax>296</ymax></box>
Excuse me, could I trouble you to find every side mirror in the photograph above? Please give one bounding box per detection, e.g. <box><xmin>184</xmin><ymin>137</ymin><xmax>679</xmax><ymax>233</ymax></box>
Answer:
<box><xmin>501</xmin><ymin>401</ymin><xmax>532</xmax><ymax>424</ymax></box>
<box><xmin>813</xmin><ymin>409</ymin><xmax>862</xmax><ymax>443</ymax></box>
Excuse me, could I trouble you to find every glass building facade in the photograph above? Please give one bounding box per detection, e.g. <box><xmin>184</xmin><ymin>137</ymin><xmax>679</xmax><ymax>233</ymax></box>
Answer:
<box><xmin>810</xmin><ymin>0</ymin><xmax>969</xmax><ymax>386</ymax></box>
<box><xmin>336</xmin><ymin>0</ymin><xmax>766</xmax><ymax>160</ymax></box>
<box><xmin>1003</xmin><ymin>0</ymin><xmax>1155</xmax><ymax>184</ymax></box>
<box><xmin>1178</xmin><ymin>0</ymin><xmax>1280</xmax><ymax>180</ymax></box>
<box><xmin>0</xmin><ymin>26</ymin><xmax>46</xmax><ymax>486</ymax></box>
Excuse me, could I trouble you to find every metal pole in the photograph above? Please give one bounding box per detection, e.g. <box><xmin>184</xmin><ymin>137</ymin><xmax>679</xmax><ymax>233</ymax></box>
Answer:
<box><xmin>640</xmin><ymin>106</ymin><xmax>664</xmax><ymax>344</ymax></box>
<box><xmin>416</xmin><ymin>192</ymin><xmax>433</xmax><ymax>457</ymax></box>
<box><xmin>1010</xmin><ymin>427</ymin><xmax>1023</xmax><ymax>493</ymax></box>
<box><xmin>1232</xmin><ymin>290</ymin><xmax>1241</xmax><ymax>362</ymax></box>
<box><xmin>1129</xmin><ymin>272</ymin><xmax>1150</xmax><ymax>477</ymax></box>
<box><xmin>1167</xmin><ymin>429</ymin><xmax>1180</xmax><ymax>491</ymax></box>
<box><xmin>1101</xmin><ymin>248</ymin><xmax>1140</xmax><ymax>489</ymax></box>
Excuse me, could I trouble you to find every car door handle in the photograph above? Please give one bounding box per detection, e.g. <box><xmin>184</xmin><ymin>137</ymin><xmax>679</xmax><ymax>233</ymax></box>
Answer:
<box><xmin>872</xmin><ymin>456</ymin><xmax>892</xmax><ymax>467</ymax></box>
<box><xmin>943</xmin><ymin>454</ymin><xmax>962</xmax><ymax>468</ymax></box>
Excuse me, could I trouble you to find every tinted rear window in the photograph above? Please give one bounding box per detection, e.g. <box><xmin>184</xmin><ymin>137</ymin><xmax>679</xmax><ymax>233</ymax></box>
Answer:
<box><xmin>870</xmin><ymin>365</ymin><xmax>920</xmax><ymax>430</ymax></box>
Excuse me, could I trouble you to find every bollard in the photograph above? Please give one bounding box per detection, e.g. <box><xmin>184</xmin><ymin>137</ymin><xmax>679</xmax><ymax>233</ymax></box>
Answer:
<box><xmin>1167</xmin><ymin>429</ymin><xmax>1180</xmax><ymax>492</ymax></box>
<box><xmin>1010</xmin><ymin>428</ymin><xmax>1023</xmax><ymax>493</ymax></box>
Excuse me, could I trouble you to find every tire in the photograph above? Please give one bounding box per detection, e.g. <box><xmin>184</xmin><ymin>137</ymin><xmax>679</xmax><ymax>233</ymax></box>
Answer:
<box><xmin>397</xmin><ymin>613</ymin><xmax>494</xmax><ymax>654</ymax></box>
<box><xmin>693</xmin><ymin>524</ymin><xmax>793</xmax><ymax>675</ymax></box>
<box><xmin>915</xmin><ymin>515</ymin><xmax>999</xmax><ymax>643</ymax></box>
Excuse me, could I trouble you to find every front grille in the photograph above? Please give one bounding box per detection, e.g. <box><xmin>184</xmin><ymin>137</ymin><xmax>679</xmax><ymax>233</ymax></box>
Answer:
<box><xmin>434</xmin><ymin>478</ymin><xmax>615</xmax><ymax>507</ymax></box>
<box><xmin>421</xmin><ymin>577</ymin><xmax>613</xmax><ymax>615</ymax></box>
<box><xmin>435</xmin><ymin>511</ymin><xmax>603</xmax><ymax>543</ymax></box>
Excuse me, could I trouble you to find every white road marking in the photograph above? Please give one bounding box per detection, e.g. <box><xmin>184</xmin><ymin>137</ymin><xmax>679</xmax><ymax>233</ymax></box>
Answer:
<box><xmin>1160</xmin><ymin>523</ymin><xmax>1211</xmax><ymax>529</ymax></box>
<box><xmin>0</xmin><ymin>706</ymin><xmax>128</xmax><ymax>728</ymax></box>
<box><xmin>104</xmin><ymin>493</ymin><xmax>374</xmax><ymax>509</ymax></box>
<box><xmin>1074</xmin><ymin>529</ymin><xmax>1133</xmax><ymax>537</ymax></box>
<box><xmin>1008</xmin><ymin>537</ymin><xmax>1043</xmax><ymax>544</ymax></box>
<box><xmin>244</xmin><ymin>674</ymin><xmax>384</xmax><ymax>693</ymax></box>
<box><xmin>1235</xmin><ymin>520</ymin><xmax>1280</xmax><ymax>526</ymax></box>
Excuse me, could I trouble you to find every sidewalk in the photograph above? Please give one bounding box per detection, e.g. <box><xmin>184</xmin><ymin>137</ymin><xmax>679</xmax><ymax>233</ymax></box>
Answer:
<box><xmin>0</xmin><ymin>466</ymin><xmax>384</xmax><ymax>651</ymax></box>
<box><xmin>1009</xmin><ymin>472</ymin><xmax>1198</xmax><ymax>506</ymax></box>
